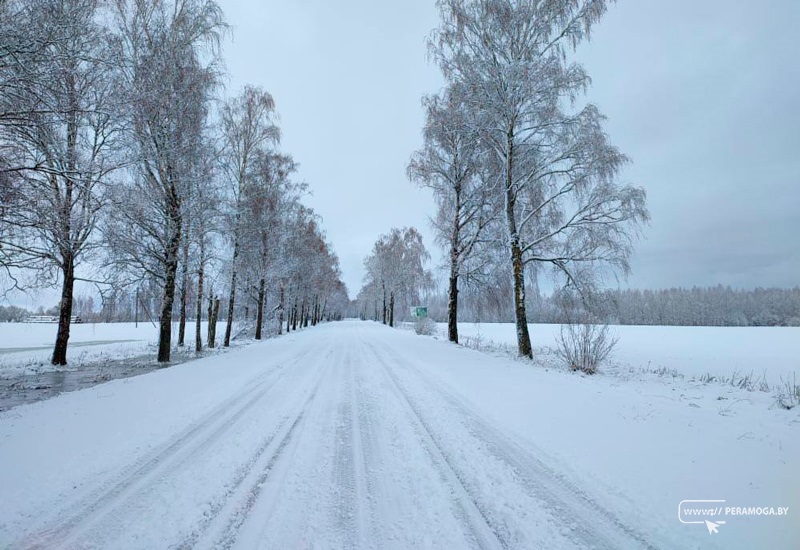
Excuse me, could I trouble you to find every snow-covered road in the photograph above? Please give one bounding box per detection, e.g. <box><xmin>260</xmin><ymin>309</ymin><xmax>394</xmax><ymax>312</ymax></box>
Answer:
<box><xmin>0</xmin><ymin>321</ymin><xmax>668</xmax><ymax>549</ymax></box>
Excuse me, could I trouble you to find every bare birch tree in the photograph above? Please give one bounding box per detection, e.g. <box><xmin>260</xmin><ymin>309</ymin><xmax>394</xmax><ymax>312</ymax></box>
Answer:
<box><xmin>408</xmin><ymin>88</ymin><xmax>496</xmax><ymax>343</ymax></box>
<box><xmin>430</xmin><ymin>0</ymin><xmax>648</xmax><ymax>357</ymax></box>
<box><xmin>0</xmin><ymin>0</ymin><xmax>123</xmax><ymax>364</ymax></box>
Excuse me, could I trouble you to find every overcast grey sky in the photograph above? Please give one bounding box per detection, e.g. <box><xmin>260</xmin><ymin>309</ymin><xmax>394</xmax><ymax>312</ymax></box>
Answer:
<box><xmin>218</xmin><ymin>0</ymin><xmax>799</xmax><ymax>297</ymax></box>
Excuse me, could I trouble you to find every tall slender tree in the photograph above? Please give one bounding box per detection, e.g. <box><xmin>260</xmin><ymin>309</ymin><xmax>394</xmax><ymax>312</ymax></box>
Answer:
<box><xmin>106</xmin><ymin>0</ymin><xmax>225</xmax><ymax>362</ymax></box>
<box><xmin>430</xmin><ymin>0</ymin><xmax>648</xmax><ymax>357</ymax></box>
<box><xmin>408</xmin><ymin>88</ymin><xmax>495</xmax><ymax>343</ymax></box>
<box><xmin>0</xmin><ymin>0</ymin><xmax>123</xmax><ymax>364</ymax></box>
<box><xmin>239</xmin><ymin>151</ymin><xmax>301</xmax><ymax>340</ymax></box>
<box><xmin>218</xmin><ymin>86</ymin><xmax>279</xmax><ymax>347</ymax></box>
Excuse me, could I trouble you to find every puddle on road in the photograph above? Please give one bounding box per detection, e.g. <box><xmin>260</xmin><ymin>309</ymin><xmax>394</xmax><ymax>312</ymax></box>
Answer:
<box><xmin>0</xmin><ymin>352</ymin><xmax>197</xmax><ymax>411</ymax></box>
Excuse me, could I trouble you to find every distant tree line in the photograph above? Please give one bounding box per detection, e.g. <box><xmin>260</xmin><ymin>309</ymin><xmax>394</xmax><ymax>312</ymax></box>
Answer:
<box><xmin>423</xmin><ymin>285</ymin><xmax>800</xmax><ymax>327</ymax></box>
<box><xmin>0</xmin><ymin>0</ymin><xmax>347</xmax><ymax>364</ymax></box>
<box><xmin>581</xmin><ymin>286</ymin><xmax>800</xmax><ymax>327</ymax></box>
<box><xmin>0</xmin><ymin>304</ymin><xmax>34</xmax><ymax>322</ymax></box>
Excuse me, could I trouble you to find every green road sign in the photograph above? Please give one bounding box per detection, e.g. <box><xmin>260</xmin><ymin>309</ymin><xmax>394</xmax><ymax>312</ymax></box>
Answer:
<box><xmin>411</xmin><ymin>306</ymin><xmax>428</xmax><ymax>318</ymax></box>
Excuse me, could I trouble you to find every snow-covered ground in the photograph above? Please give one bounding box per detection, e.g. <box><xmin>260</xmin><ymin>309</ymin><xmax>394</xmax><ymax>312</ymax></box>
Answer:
<box><xmin>446</xmin><ymin>322</ymin><xmax>800</xmax><ymax>384</ymax></box>
<box><xmin>0</xmin><ymin>321</ymin><xmax>797</xmax><ymax>548</ymax></box>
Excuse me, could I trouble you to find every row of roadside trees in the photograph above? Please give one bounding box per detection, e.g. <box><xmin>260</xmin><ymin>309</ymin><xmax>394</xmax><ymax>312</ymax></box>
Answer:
<box><xmin>0</xmin><ymin>0</ymin><xmax>347</xmax><ymax>365</ymax></box>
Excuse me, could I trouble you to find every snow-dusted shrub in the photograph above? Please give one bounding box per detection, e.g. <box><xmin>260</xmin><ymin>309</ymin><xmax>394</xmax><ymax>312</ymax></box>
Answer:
<box><xmin>460</xmin><ymin>334</ymin><xmax>485</xmax><ymax>351</ymax></box>
<box><xmin>775</xmin><ymin>373</ymin><xmax>799</xmax><ymax>410</ymax></box>
<box><xmin>414</xmin><ymin>317</ymin><xmax>437</xmax><ymax>336</ymax></box>
<box><xmin>555</xmin><ymin>323</ymin><xmax>617</xmax><ymax>375</ymax></box>
<box><xmin>730</xmin><ymin>370</ymin><xmax>770</xmax><ymax>392</ymax></box>
<box><xmin>698</xmin><ymin>371</ymin><xmax>772</xmax><ymax>393</ymax></box>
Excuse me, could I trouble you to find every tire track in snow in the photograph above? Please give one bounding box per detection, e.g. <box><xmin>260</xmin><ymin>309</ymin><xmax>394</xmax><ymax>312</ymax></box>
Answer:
<box><xmin>376</xmin><ymin>340</ymin><xmax>658</xmax><ymax>550</ymax></box>
<box><xmin>362</xmin><ymin>339</ymin><xmax>506</xmax><ymax>550</ymax></box>
<box><xmin>332</xmin><ymin>401</ymin><xmax>358</xmax><ymax>546</ymax></box>
<box><xmin>196</xmin><ymin>402</ymin><xmax>311</xmax><ymax>549</ymax></box>
<box><xmin>19</xmin><ymin>343</ymin><xmax>321</xmax><ymax>550</ymax></box>
<box><xmin>329</xmin><ymin>343</ymin><xmax>377</xmax><ymax>549</ymax></box>
<box><xmin>351</xmin><ymin>342</ymin><xmax>380</xmax><ymax>546</ymax></box>
<box><xmin>188</xmin><ymin>346</ymin><xmax>335</xmax><ymax>550</ymax></box>
<box><xmin>172</xmin><ymin>411</ymin><xmax>300</xmax><ymax>549</ymax></box>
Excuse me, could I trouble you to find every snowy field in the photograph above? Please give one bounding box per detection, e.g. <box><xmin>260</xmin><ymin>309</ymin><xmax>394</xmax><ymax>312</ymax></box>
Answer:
<box><xmin>0</xmin><ymin>320</ymin><xmax>797</xmax><ymax>549</ymax></box>
<box><xmin>0</xmin><ymin>321</ymin><xmax>223</xmax><ymax>376</ymax></box>
<box><xmin>442</xmin><ymin>322</ymin><xmax>800</xmax><ymax>385</ymax></box>
<box><xmin>0</xmin><ymin>321</ymin><xmax>152</xmax><ymax>350</ymax></box>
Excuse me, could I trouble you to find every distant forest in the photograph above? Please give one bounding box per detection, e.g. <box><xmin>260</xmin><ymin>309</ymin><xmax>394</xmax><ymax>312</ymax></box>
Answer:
<box><xmin>429</xmin><ymin>286</ymin><xmax>800</xmax><ymax>327</ymax></box>
<box><xmin>3</xmin><ymin>285</ymin><xmax>799</xmax><ymax>327</ymax></box>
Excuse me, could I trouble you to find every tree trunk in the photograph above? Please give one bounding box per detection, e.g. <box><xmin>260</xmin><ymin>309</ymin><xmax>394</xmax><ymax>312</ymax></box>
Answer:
<box><xmin>178</xmin><ymin>231</ymin><xmax>189</xmax><ymax>346</ymax></box>
<box><xmin>382</xmin><ymin>281</ymin><xmax>387</xmax><ymax>324</ymax></box>
<box><xmin>291</xmin><ymin>299</ymin><xmax>298</xmax><ymax>331</ymax></box>
<box><xmin>195</xmin><ymin>265</ymin><xmax>204</xmax><ymax>353</ymax></box>
<box><xmin>278</xmin><ymin>284</ymin><xmax>285</xmax><ymax>335</ymax></box>
<box><xmin>389</xmin><ymin>291</ymin><xmax>395</xmax><ymax>328</ymax></box>
<box><xmin>447</xmin><ymin>181</ymin><xmax>463</xmax><ymax>344</ymax></box>
<box><xmin>224</xmin><ymin>237</ymin><xmax>240</xmax><ymax>347</ymax></box>
<box><xmin>210</xmin><ymin>297</ymin><xmax>220</xmax><ymax>348</ymax></box>
<box><xmin>207</xmin><ymin>294</ymin><xmax>214</xmax><ymax>347</ymax></box>
<box><xmin>157</xmin><ymin>249</ymin><xmax>179</xmax><ymax>363</ymax></box>
<box><xmin>157</xmin><ymin>186</ymin><xmax>182</xmax><ymax>363</ymax></box>
<box><xmin>504</xmin><ymin>130</ymin><xmax>532</xmax><ymax>358</ymax></box>
<box><xmin>52</xmin><ymin>253</ymin><xmax>75</xmax><ymax>365</ymax></box>
<box><xmin>447</xmin><ymin>273</ymin><xmax>459</xmax><ymax>344</ymax></box>
<box><xmin>255</xmin><ymin>278</ymin><xmax>265</xmax><ymax>340</ymax></box>
<box><xmin>177</xmin><ymin>278</ymin><xmax>187</xmax><ymax>346</ymax></box>
<box><xmin>509</xmin><ymin>238</ymin><xmax>532</xmax><ymax>358</ymax></box>
<box><xmin>224</xmin><ymin>276</ymin><xmax>236</xmax><ymax>347</ymax></box>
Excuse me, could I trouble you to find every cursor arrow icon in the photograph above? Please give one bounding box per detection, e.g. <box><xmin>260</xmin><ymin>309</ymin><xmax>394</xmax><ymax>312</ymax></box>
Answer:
<box><xmin>705</xmin><ymin>520</ymin><xmax>720</xmax><ymax>534</ymax></box>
